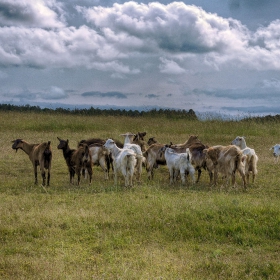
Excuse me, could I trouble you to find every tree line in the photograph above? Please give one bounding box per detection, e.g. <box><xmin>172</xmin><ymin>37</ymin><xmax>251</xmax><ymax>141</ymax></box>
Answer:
<box><xmin>0</xmin><ymin>103</ymin><xmax>198</xmax><ymax>120</ymax></box>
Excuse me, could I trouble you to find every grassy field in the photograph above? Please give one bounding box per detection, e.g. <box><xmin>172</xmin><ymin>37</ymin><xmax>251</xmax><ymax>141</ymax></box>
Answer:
<box><xmin>0</xmin><ymin>111</ymin><xmax>280</xmax><ymax>279</ymax></box>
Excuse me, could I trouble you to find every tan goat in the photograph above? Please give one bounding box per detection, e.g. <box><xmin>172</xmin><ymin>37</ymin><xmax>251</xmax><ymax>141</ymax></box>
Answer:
<box><xmin>203</xmin><ymin>145</ymin><xmax>246</xmax><ymax>189</ymax></box>
<box><xmin>12</xmin><ymin>139</ymin><xmax>52</xmax><ymax>186</ymax></box>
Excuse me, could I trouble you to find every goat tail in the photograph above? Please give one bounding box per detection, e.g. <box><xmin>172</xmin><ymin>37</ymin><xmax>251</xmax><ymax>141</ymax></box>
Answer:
<box><xmin>126</xmin><ymin>154</ymin><xmax>136</xmax><ymax>175</ymax></box>
<box><xmin>186</xmin><ymin>148</ymin><xmax>192</xmax><ymax>161</ymax></box>
<box><xmin>231</xmin><ymin>151</ymin><xmax>244</xmax><ymax>179</ymax></box>
<box><xmin>251</xmin><ymin>153</ymin><xmax>258</xmax><ymax>174</ymax></box>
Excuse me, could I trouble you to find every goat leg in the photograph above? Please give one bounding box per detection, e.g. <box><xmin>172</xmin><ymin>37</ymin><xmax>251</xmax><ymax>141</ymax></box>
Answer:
<box><xmin>34</xmin><ymin>165</ymin><xmax>38</xmax><ymax>185</ymax></box>
<box><xmin>47</xmin><ymin>171</ymin><xmax>50</xmax><ymax>186</ymax></box>
<box><xmin>196</xmin><ymin>168</ymin><xmax>201</xmax><ymax>183</ymax></box>
<box><xmin>41</xmin><ymin>171</ymin><xmax>46</xmax><ymax>186</ymax></box>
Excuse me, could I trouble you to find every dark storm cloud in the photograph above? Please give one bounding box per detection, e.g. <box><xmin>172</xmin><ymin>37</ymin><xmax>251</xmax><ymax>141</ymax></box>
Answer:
<box><xmin>82</xmin><ymin>91</ymin><xmax>127</xmax><ymax>99</ymax></box>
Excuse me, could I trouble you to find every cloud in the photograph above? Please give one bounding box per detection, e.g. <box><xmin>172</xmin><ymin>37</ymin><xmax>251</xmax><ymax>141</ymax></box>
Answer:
<box><xmin>44</xmin><ymin>86</ymin><xmax>68</xmax><ymax>99</ymax></box>
<box><xmin>10</xmin><ymin>86</ymin><xmax>67</xmax><ymax>100</ymax></box>
<box><xmin>78</xmin><ymin>2</ymin><xmax>245</xmax><ymax>54</ymax></box>
<box><xmin>159</xmin><ymin>58</ymin><xmax>186</xmax><ymax>74</ymax></box>
<box><xmin>81</xmin><ymin>91</ymin><xmax>127</xmax><ymax>98</ymax></box>
<box><xmin>191</xmin><ymin>87</ymin><xmax>280</xmax><ymax>100</ymax></box>
<box><xmin>0</xmin><ymin>0</ymin><xmax>65</xmax><ymax>28</ymax></box>
<box><xmin>145</xmin><ymin>94</ymin><xmax>159</xmax><ymax>98</ymax></box>
<box><xmin>0</xmin><ymin>1</ymin><xmax>280</xmax><ymax>73</ymax></box>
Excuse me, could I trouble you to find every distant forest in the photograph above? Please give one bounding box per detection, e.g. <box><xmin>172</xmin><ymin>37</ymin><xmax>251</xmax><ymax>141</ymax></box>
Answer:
<box><xmin>0</xmin><ymin>103</ymin><xmax>198</xmax><ymax>120</ymax></box>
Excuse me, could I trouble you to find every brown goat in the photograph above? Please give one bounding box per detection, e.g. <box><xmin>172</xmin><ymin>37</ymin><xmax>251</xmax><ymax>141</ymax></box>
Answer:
<box><xmin>71</xmin><ymin>143</ymin><xmax>93</xmax><ymax>185</ymax></box>
<box><xmin>12</xmin><ymin>139</ymin><xmax>52</xmax><ymax>186</ymax></box>
<box><xmin>143</xmin><ymin>143</ymin><xmax>166</xmax><ymax>179</ymax></box>
<box><xmin>147</xmin><ymin>137</ymin><xmax>158</xmax><ymax>146</ymax></box>
<box><xmin>57</xmin><ymin>137</ymin><xmax>76</xmax><ymax>184</ymax></box>
<box><xmin>79</xmin><ymin>138</ymin><xmax>124</xmax><ymax>148</ymax></box>
<box><xmin>133</xmin><ymin>132</ymin><xmax>147</xmax><ymax>142</ymax></box>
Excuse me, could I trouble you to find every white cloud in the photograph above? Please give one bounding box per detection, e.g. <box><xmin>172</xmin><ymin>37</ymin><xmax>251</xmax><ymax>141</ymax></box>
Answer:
<box><xmin>44</xmin><ymin>86</ymin><xmax>67</xmax><ymax>99</ymax></box>
<box><xmin>0</xmin><ymin>0</ymin><xmax>66</xmax><ymax>28</ymax></box>
<box><xmin>0</xmin><ymin>1</ymin><xmax>280</xmax><ymax>72</ymax></box>
<box><xmin>159</xmin><ymin>57</ymin><xmax>186</xmax><ymax>74</ymax></box>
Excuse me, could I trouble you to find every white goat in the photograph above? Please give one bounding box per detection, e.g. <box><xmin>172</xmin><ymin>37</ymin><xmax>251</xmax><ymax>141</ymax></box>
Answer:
<box><xmin>231</xmin><ymin>136</ymin><xmax>258</xmax><ymax>183</ymax></box>
<box><xmin>162</xmin><ymin>146</ymin><xmax>195</xmax><ymax>186</ymax></box>
<box><xmin>104</xmin><ymin>139</ymin><xmax>136</xmax><ymax>187</ymax></box>
<box><xmin>120</xmin><ymin>132</ymin><xmax>144</xmax><ymax>182</ymax></box>
<box><xmin>270</xmin><ymin>144</ymin><xmax>280</xmax><ymax>163</ymax></box>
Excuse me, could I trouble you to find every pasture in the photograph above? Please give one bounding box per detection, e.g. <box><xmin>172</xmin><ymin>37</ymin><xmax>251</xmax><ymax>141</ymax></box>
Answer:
<box><xmin>0</xmin><ymin>111</ymin><xmax>280</xmax><ymax>279</ymax></box>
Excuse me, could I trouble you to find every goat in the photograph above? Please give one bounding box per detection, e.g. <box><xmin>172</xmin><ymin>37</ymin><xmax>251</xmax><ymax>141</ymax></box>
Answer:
<box><xmin>12</xmin><ymin>139</ymin><xmax>52</xmax><ymax>186</ymax></box>
<box><xmin>143</xmin><ymin>143</ymin><xmax>166</xmax><ymax>179</ymax></box>
<box><xmin>104</xmin><ymin>139</ymin><xmax>136</xmax><ymax>187</ymax></box>
<box><xmin>147</xmin><ymin>137</ymin><xmax>158</xmax><ymax>146</ymax></box>
<box><xmin>270</xmin><ymin>144</ymin><xmax>280</xmax><ymax>163</ymax></box>
<box><xmin>88</xmin><ymin>143</ymin><xmax>111</xmax><ymax>180</ymax></box>
<box><xmin>71</xmin><ymin>143</ymin><xmax>93</xmax><ymax>185</ymax></box>
<box><xmin>133</xmin><ymin>132</ymin><xmax>147</xmax><ymax>142</ymax></box>
<box><xmin>231</xmin><ymin>136</ymin><xmax>258</xmax><ymax>183</ymax></box>
<box><xmin>167</xmin><ymin>135</ymin><xmax>213</xmax><ymax>183</ymax></box>
<box><xmin>57</xmin><ymin>137</ymin><xmax>76</xmax><ymax>184</ymax></box>
<box><xmin>79</xmin><ymin>138</ymin><xmax>123</xmax><ymax>148</ymax></box>
<box><xmin>132</xmin><ymin>132</ymin><xmax>148</xmax><ymax>151</ymax></box>
<box><xmin>161</xmin><ymin>146</ymin><xmax>195</xmax><ymax>185</ymax></box>
<box><xmin>203</xmin><ymin>145</ymin><xmax>246</xmax><ymax>189</ymax></box>
<box><xmin>79</xmin><ymin>137</ymin><xmax>123</xmax><ymax>174</ymax></box>
<box><xmin>120</xmin><ymin>132</ymin><xmax>144</xmax><ymax>182</ymax></box>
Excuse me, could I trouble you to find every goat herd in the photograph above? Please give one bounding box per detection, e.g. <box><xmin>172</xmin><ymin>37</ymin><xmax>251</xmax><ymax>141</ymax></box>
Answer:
<box><xmin>12</xmin><ymin>131</ymin><xmax>277</xmax><ymax>190</ymax></box>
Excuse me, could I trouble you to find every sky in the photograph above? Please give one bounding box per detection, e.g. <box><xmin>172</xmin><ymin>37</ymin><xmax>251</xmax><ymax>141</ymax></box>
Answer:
<box><xmin>1</xmin><ymin>0</ymin><xmax>280</xmax><ymax>117</ymax></box>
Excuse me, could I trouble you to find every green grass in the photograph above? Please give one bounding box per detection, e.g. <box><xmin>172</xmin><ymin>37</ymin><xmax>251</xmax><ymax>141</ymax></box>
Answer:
<box><xmin>0</xmin><ymin>111</ymin><xmax>280</xmax><ymax>279</ymax></box>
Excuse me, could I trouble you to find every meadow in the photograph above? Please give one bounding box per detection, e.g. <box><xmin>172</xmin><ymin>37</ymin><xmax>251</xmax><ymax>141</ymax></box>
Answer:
<box><xmin>0</xmin><ymin>111</ymin><xmax>280</xmax><ymax>279</ymax></box>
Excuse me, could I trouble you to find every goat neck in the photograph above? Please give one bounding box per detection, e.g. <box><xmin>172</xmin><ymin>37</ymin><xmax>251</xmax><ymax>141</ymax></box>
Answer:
<box><xmin>109</xmin><ymin>144</ymin><xmax>122</xmax><ymax>160</ymax></box>
<box><xmin>120</xmin><ymin>132</ymin><xmax>135</xmax><ymax>145</ymax></box>
<box><xmin>14</xmin><ymin>140</ymin><xmax>36</xmax><ymax>155</ymax></box>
